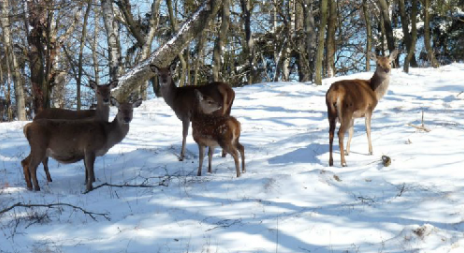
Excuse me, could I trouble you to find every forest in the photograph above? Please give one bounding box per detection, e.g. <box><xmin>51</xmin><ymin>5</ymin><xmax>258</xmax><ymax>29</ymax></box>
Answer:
<box><xmin>0</xmin><ymin>0</ymin><xmax>463</xmax><ymax>121</ymax></box>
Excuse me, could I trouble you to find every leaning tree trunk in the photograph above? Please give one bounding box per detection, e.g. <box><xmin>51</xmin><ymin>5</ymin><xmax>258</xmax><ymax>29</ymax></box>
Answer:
<box><xmin>315</xmin><ymin>0</ymin><xmax>328</xmax><ymax>85</ymax></box>
<box><xmin>362</xmin><ymin>0</ymin><xmax>372</xmax><ymax>71</ymax></box>
<box><xmin>111</xmin><ymin>0</ymin><xmax>223</xmax><ymax>101</ymax></box>
<box><xmin>212</xmin><ymin>0</ymin><xmax>230</xmax><ymax>81</ymax></box>
<box><xmin>404</xmin><ymin>0</ymin><xmax>418</xmax><ymax>73</ymax></box>
<box><xmin>326</xmin><ymin>0</ymin><xmax>337</xmax><ymax>77</ymax></box>
<box><xmin>424</xmin><ymin>0</ymin><xmax>439</xmax><ymax>68</ymax></box>
<box><xmin>1</xmin><ymin>0</ymin><xmax>26</xmax><ymax>120</ymax></box>
<box><xmin>101</xmin><ymin>0</ymin><xmax>123</xmax><ymax>80</ymax></box>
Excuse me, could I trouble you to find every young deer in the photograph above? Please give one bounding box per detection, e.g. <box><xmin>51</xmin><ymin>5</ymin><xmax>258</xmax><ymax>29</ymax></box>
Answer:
<box><xmin>32</xmin><ymin>80</ymin><xmax>117</xmax><ymax>182</ymax></box>
<box><xmin>192</xmin><ymin>90</ymin><xmax>245</xmax><ymax>177</ymax></box>
<box><xmin>150</xmin><ymin>64</ymin><xmax>235</xmax><ymax>161</ymax></box>
<box><xmin>21</xmin><ymin>97</ymin><xmax>142</xmax><ymax>192</ymax></box>
<box><xmin>326</xmin><ymin>49</ymin><xmax>399</xmax><ymax>167</ymax></box>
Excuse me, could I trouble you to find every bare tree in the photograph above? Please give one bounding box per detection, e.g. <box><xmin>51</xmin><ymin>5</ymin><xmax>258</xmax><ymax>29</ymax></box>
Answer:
<box><xmin>423</xmin><ymin>0</ymin><xmax>439</xmax><ymax>67</ymax></box>
<box><xmin>362</xmin><ymin>0</ymin><xmax>372</xmax><ymax>71</ymax></box>
<box><xmin>404</xmin><ymin>0</ymin><xmax>418</xmax><ymax>73</ymax></box>
<box><xmin>101</xmin><ymin>0</ymin><xmax>123</xmax><ymax>80</ymax></box>
<box><xmin>326</xmin><ymin>0</ymin><xmax>337</xmax><ymax>77</ymax></box>
<box><xmin>212</xmin><ymin>0</ymin><xmax>230</xmax><ymax>81</ymax></box>
<box><xmin>1</xmin><ymin>0</ymin><xmax>26</xmax><ymax>120</ymax></box>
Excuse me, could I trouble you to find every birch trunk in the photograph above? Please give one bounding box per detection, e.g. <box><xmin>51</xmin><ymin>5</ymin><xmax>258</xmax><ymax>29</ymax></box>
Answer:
<box><xmin>1</xmin><ymin>0</ymin><xmax>26</xmax><ymax>120</ymax></box>
<box><xmin>101</xmin><ymin>0</ymin><xmax>123</xmax><ymax>80</ymax></box>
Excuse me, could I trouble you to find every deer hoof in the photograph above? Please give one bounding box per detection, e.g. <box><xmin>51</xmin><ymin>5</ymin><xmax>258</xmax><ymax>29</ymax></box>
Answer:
<box><xmin>341</xmin><ymin>163</ymin><xmax>347</xmax><ymax>167</ymax></box>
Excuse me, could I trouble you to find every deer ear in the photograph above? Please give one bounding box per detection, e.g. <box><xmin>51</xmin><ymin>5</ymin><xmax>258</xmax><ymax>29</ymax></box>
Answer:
<box><xmin>150</xmin><ymin>64</ymin><xmax>159</xmax><ymax>74</ymax></box>
<box><xmin>110</xmin><ymin>97</ymin><xmax>120</xmax><ymax>108</ymax></box>
<box><xmin>368</xmin><ymin>52</ymin><xmax>377</xmax><ymax>61</ymax></box>
<box><xmin>195</xmin><ymin>90</ymin><xmax>203</xmax><ymax>101</ymax></box>
<box><xmin>89</xmin><ymin>80</ymin><xmax>98</xmax><ymax>90</ymax></box>
<box><xmin>389</xmin><ymin>49</ymin><xmax>399</xmax><ymax>60</ymax></box>
<box><xmin>132</xmin><ymin>98</ymin><xmax>143</xmax><ymax>108</ymax></box>
<box><xmin>109</xmin><ymin>79</ymin><xmax>118</xmax><ymax>89</ymax></box>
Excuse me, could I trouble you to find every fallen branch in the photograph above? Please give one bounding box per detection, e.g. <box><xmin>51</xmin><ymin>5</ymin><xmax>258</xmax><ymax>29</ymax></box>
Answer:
<box><xmin>0</xmin><ymin>202</ymin><xmax>110</xmax><ymax>221</ymax></box>
<box><xmin>407</xmin><ymin>123</ymin><xmax>431</xmax><ymax>132</ymax></box>
<box><xmin>84</xmin><ymin>181</ymin><xmax>167</xmax><ymax>194</ymax></box>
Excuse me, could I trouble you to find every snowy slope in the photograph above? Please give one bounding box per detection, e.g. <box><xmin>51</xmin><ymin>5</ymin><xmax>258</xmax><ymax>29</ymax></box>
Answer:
<box><xmin>1</xmin><ymin>64</ymin><xmax>464</xmax><ymax>253</ymax></box>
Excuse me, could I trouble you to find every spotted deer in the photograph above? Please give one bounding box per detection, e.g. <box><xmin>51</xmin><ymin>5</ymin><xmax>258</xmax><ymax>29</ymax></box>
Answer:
<box><xmin>21</xmin><ymin>97</ymin><xmax>142</xmax><ymax>192</ymax></box>
<box><xmin>326</xmin><ymin>49</ymin><xmax>399</xmax><ymax>167</ymax></box>
<box><xmin>150</xmin><ymin>64</ymin><xmax>235</xmax><ymax>161</ymax></box>
<box><xmin>192</xmin><ymin>90</ymin><xmax>245</xmax><ymax>177</ymax></box>
<box><xmin>32</xmin><ymin>80</ymin><xmax>118</xmax><ymax>182</ymax></box>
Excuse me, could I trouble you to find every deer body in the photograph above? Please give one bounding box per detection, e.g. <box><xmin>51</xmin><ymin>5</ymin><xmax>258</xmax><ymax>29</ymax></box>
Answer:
<box><xmin>326</xmin><ymin>50</ymin><xmax>398</xmax><ymax>167</ymax></box>
<box><xmin>192</xmin><ymin>90</ymin><xmax>245</xmax><ymax>177</ymax></box>
<box><xmin>21</xmin><ymin>98</ymin><xmax>142</xmax><ymax>192</ymax></box>
<box><xmin>32</xmin><ymin>81</ymin><xmax>117</xmax><ymax>182</ymax></box>
<box><xmin>151</xmin><ymin>64</ymin><xmax>235</xmax><ymax>161</ymax></box>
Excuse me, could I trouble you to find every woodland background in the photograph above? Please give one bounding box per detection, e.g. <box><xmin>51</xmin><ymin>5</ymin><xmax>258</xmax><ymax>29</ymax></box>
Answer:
<box><xmin>0</xmin><ymin>0</ymin><xmax>463</xmax><ymax>121</ymax></box>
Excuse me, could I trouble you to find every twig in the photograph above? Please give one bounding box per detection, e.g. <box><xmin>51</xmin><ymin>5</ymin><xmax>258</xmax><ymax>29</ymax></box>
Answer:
<box><xmin>84</xmin><ymin>182</ymin><xmax>166</xmax><ymax>194</ymax></box>
<box><xmin>0</xmin><ymin>202</ymin><xmax>110</xmax><ymax>221</ymax></box>
<box><xmin>407</xmin><ymin>123</ymin><xmax>431</xmax><ymax>132</ymax></box>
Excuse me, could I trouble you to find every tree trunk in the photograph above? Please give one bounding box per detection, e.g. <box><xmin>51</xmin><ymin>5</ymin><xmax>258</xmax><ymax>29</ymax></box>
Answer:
<box><xmin>212</xmin><ymin>0</ymin><xmax>230</xmax><ymax>81</ymax></box>
<box><xmin>167</xmin><ymin>0</ymin><xmax>187</xmax><ymax>87</ymax></box>
<box><xmin>398</xmin><ymin>0</ymin><xmax>417</xmax><ymax>68</ymax></box>
<box><xmin>101</xmin><ymin>0</ymin><xmax>123</xmax><ymax>80</ymax></box>
<box><xmin>303</xmin><ymin>0</ymin><xmax>316</xmax><ymax>81</ymax></box>
<box><xmin>362</xmin><ymin>0</ymin><xmax>372</xmax><ymax>71</ymax></box>
<box><xmin>76</xmin><ymin>1</ymin><xmax>92</xmax><ymax>110</ymax></box>
<box><xmin>326</xmin><ymin>0</ymin><xmax>337</xmax><ymax>77</ymax></box>
<box><xmin>111</xmin><ymin>0</ymin><xmax>223</xmax><ymax>101</ymax></box>
<box><xmin>1</xmin><ymin>0</ymin><xmax>26</xmax><ymax>120</ymax></box>
<box><xmin>193</xmin><ymin>32</ymin><xmax>207</xmax><ymax>86</ymax></box>
<box><xmin>240</xmin><ymin>0</ymin><xmax>255</xmax><ymax>85</ymax></box>
<box><xmin>424</xmin><ymin>0</ymin><xmax>439</xmax><ymax>67</ymax></box>
<box><xmin>315</xmin><ymin>0</ymin><xmax>328</xmax><ymax>85</ymax></box>
<box><xmin>295</xmin><ymin>0</ymin><xmax>309</xmax><ymax>82</ymax></box>
<box><xmin>404</xmin><ymin>0</ymin><xmax>418</xmax><ymax>73</ymax></box>
<box><xmin>92</xmin><ymin>4</ymin><xmax>100</xmax><ymax>85</ymax></box>
<box><xmin>378</xmin><ymin>0</ymin><xmax>398</xmax><ymax>65</ymax></box>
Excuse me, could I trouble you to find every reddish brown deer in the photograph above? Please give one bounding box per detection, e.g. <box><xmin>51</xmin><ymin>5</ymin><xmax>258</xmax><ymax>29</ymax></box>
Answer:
<box><xmin>326</xmin><ymin>49</ymin><xmax>398</xmax><ymax>167</ymax></box>
<box><xmin>150</xmin><ymin>64</ymin><xmax>235</xmax><ymax>161</ymax></box>
<box><xmin>192</xmin><ymin>90</ymin><xmax>245</xmax><ymax>177</ymax></box>
<box><xmin>21</xmin><ymin>97</ymin><xmax>142</xmax><ymax>192</ymax></box>
<box><xmin>32</xmin><ymin>80</ymin><xmax>117</xmax><ymax>182</ymax></box>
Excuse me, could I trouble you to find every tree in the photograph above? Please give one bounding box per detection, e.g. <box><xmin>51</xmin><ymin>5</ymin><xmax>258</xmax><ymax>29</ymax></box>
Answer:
<box><xmin>326</xmin><ymin>0</ymin><xmax>337</xmax><ymax>77</ymax></box>
<box><xmin>404</xmin><ymin>0</ymin><xmax>418</xmax><ymax>73</ymax></box>
<box><xmin>315</xmin><ymin>0</ymin><xmax>328</xmax><ymax>85</ymax></box>
<box><xmin>101</xmin><ymin>0</ymin><xmax>123</xmax><ymax>80</ymax></box>
<box><xmin>377</xmin><ymin>0</ymin><xmax>397</xmax><ymax>64</ymax></box>
<box><xmin>362</xmin><ymin>0</ymin><xmax>372</xmax><ymax>71</ymax></box>
<box><xmin>423</xmin><ymin>0</ymin><xmax>439</xmax><ymax>67</ymax></box>
<box><xmin>398</xmin><ymin>0</ymin><xmax>418</xmax><ymax>68</ymax></box>
<box><xmin>0</xmin><ymin>0</ymin><xmax>26</xmax><ymax>120</ymax></box>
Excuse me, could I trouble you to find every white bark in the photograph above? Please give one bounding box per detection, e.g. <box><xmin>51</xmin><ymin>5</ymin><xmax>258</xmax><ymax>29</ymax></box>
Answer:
<box><xmin>101</xmin><ymin>0</ymin><xmax>123</xmax><ymax>80</ymax></box>
<box><xmin>1</xmin><ymin>0</ymin><xmax>26</xmax><ymax>120</ymax></box>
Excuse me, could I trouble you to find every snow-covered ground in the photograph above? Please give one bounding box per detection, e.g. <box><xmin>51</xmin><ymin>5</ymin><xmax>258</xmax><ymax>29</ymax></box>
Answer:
<box><xmin>1</xmin><ymin>64</ymin><xmax>464</xmax><ymax>253</ymax></box>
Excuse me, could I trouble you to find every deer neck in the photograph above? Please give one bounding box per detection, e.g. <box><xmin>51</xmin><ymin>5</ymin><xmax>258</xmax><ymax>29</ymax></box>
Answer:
<box><xmin>95</xmin><ymin>97</ymin><xmax>110</xmax><ymax>121</ymax></box>
<box><xmin>106</xmin><ymin>117</ymin><xmax>130</xmax><ymax>148</ymax></box>
<box><xmin>160</xmin><ymin>80</ymin><xmax>178</xmax><ymax>108</ymax></box>
<box><xmin>370</xmin><ymin>69</ymin><xmax>391</xmax><ymax>100</ymax></box>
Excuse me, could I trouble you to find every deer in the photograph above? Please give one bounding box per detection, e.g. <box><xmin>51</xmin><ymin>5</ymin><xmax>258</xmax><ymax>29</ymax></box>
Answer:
<box><xmin>326</xmin><ymin>49</ymin><xmax>399</xmax><ymax>167</ymax></box>
<box><xmin>32</xmin><ymin>80</ymin><xmax>118</xmax><ymax>183</ymax></box>
<box><xmin>21</xmin><ymin>97</ymin><xmax>142</xmax><ymax>192</ymax></box>
<box><xmin>191</xmin><ymin>89</ymin><xmax>245</xmax><ymax>177</ymax></box>
<box><xmin>150</xmin><ymin>63</ymin><xmax>235</xmax><ymax>161</ymax></box>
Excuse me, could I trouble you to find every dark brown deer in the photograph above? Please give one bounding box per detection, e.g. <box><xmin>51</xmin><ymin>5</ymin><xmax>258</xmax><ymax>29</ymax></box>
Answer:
<box><xmin>192</xmin><ymin>90</ymin><xmax>245</xmax><ymax>177</ymax></box>
<box><xmin>32</xmin><ymin>80</ymin><xmax>117</xmax><ymax>182</ymax></box>
<box><xmin>150</xmin><ymin>64</ymin><xmax>235</xmax><ymax>161</ymax></box>
<box><xmin>326</xmin><ymin>49</ymin><xmax>399</xmax><ymax>167</ymax></box>
<box><xmin>21</xmin><ymin>97</ymin><xmax>142</xmax><ymax>192</ymax></box>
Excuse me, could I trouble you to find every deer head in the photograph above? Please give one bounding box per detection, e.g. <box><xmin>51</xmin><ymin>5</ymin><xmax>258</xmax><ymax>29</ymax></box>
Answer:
<box><xmin>150</xmin><ymin>64</ymin><xmax>176</xmax><ymax>86</ymax></box>
<box><xmin>89</xmin><ymin>80</ymin><xmax>118</xmax><ymax>105</ymax></box>
<box><xmin>369</xmin><ymin>49</ymin><xmax>399</xmax><ymax>74</ymax></box>
<box><xmin>110</xmin><ymin>97</ymin><xmax>143</xmax><ymax>124</ymax></box>
<box><xmin>195</xmin><ymin>90</ymin><xmax>222</xmax><ymax>114</ymax></box>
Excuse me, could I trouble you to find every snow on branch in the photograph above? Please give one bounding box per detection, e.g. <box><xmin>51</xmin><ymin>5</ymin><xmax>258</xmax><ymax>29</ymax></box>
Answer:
<box><xmin>112</xmin><ymin>0</ymin><xmax>224</xmax><ymax>101</ymax></box>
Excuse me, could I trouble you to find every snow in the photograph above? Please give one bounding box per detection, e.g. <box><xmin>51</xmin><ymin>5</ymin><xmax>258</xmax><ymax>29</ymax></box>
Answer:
<box><xmin>2</xmin><ymin>64</ymin><xmax>464</xmax><ymax>252</ymax></box>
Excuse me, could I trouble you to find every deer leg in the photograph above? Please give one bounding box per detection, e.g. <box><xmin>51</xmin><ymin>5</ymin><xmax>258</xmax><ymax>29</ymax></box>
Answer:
<box><xmin>21</xmin><ymin>155</ymin><xmax>33</xmax><ymax>190</ymax></box>
<box><xmin>228</xmin><ymin>147</ymin><xmax>241</xmax><ymax>178</ymax></box>
<box><xmin>236</xmin><ymin>141</ymin><xmax>246</xmax><ymax>173</ymax></box>
<box><xmin>208</xmin><ymin>147</ymin><xmax>215</xmax><ymax>174</ymax></box>
<box><xmin>197</xmin><ymin>144</ymin><xmax>205</xmax><ymax>176</ymax></box>
<box><xmin>328</xmin><ymin>116</ymin><xmax>336</xmax><ymax>167</ymax></box>
<box><xmin>180</xmin><ymin>119</ymin><xmax>190</xmax><ymax>161</ymax></box>
<box><xmin>221</xmin><ymin>149</ymin><xmax>227</xmax><ymax>158</ymax></box>
<box><xmin>84</xmin><ymin>152</ymin><xmax>96</xmax><ymax>191</ymax></box>
<box><xmin>42</xmin><ymin>157</ymin><xmax>52</xmax><ymax>182</ymax></box>
<box><xmin>365</xmin><ymin>112</ymin><xmax>373</xmax><ymax>155</ymax></box>
<box><xmin>338</xmin><ymin>120</ymin><xmax>349</xmax><ymax>167</ymax></box>
<box><xmin>28</xmin><ymin>153</ymin><xmax>44</xmax><ymax>192</ymax></box>
<box><xmin>346</xmin><ymin>118</ymin><xmax>354</xmax><ymax>155</ymax></box>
